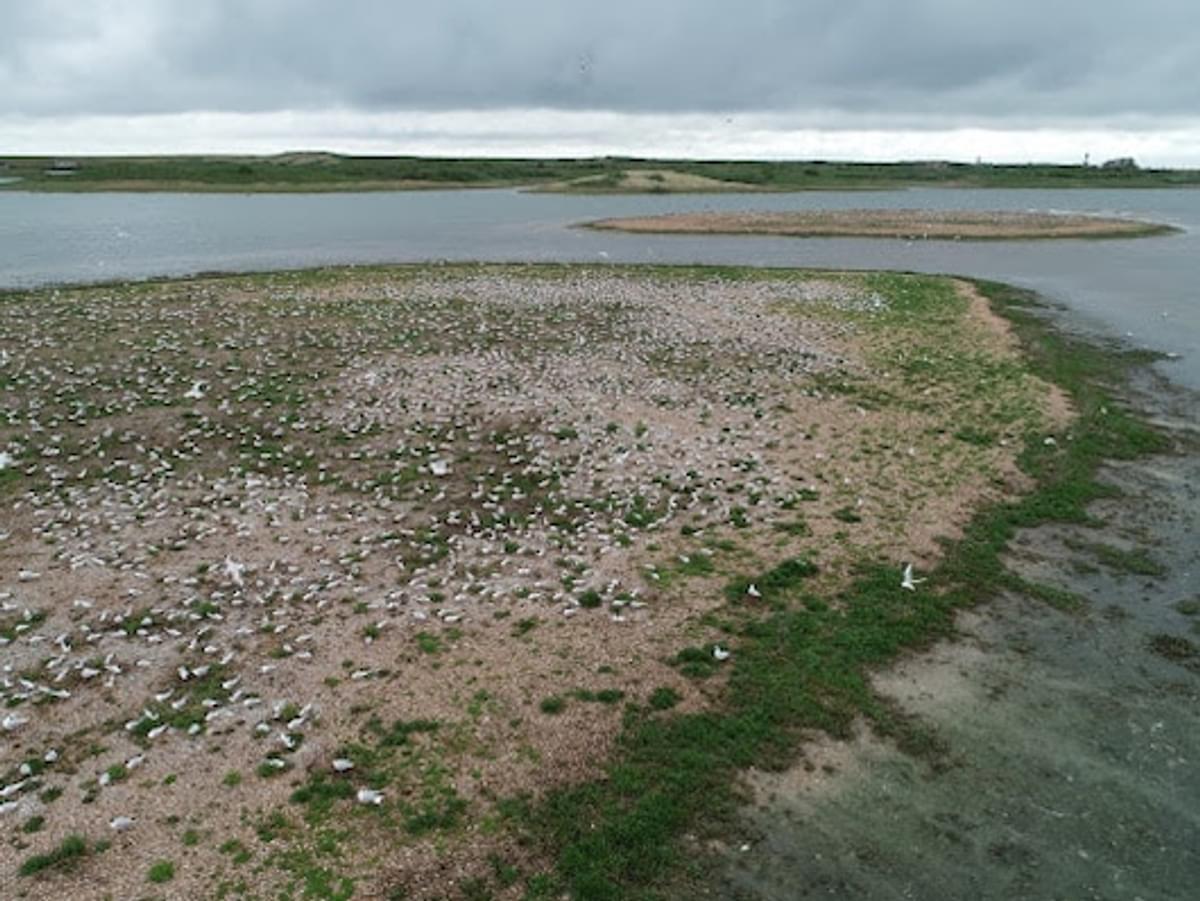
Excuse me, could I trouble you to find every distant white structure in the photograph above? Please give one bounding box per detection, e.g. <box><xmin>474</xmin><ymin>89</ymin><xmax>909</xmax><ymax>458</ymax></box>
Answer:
<box><xmin>45</xmin><ymin>159</ymin><xmax>79</xmax><ymax>176</ymax></box>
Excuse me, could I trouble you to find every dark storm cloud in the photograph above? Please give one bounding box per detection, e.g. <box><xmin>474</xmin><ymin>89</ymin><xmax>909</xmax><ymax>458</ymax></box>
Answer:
<box><xmin>2</xmin><ymin>0</ymin><xmax>1197</xmax><ymax>125</ymax></box>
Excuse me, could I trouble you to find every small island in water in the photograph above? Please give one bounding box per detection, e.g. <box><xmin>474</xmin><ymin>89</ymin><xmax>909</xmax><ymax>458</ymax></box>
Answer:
<box><xmin>586</xmin><ymin>209</ymin><xmax>1178</xmax><ymax>240</ymax></box>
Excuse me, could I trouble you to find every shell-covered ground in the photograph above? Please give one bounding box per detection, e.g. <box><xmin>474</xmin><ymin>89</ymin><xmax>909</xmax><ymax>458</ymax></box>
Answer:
<box><xmin>0</xmin><ymin>265</ymin><xmax>1063</xmax><ymax>899</ymax></box>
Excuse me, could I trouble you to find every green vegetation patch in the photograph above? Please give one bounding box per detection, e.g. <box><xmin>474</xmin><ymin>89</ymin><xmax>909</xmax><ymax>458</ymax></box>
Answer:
<box><xmin>19</xmin><ymin>834</ymin><xmax>90</xmax><ymax>877</ymax></box>
<box><xmin>723</xmin><ymin>556</ymin><xmax>818</xmax><ymax>605</ymax></box>
<box><xmin>147</xmin><ymin>859</ymin><xmax>176</xmax><ymax>884</ymax></box>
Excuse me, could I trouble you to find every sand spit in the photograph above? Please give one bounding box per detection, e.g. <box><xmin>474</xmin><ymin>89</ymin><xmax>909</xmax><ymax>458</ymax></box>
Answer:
<box><xmin>587</xmin><ymin>209</ymin><xmax>1176</xmax><ymax>240</ymax></box>
<box><xmin>528</xmin><ymin>168</ymin><xmax>766</xmax><ymax>194</ymax></box>
<box><xmin>0</xmin><ymin>266</ymin><xmax>1060</xmax><ymax>898</ymax></box>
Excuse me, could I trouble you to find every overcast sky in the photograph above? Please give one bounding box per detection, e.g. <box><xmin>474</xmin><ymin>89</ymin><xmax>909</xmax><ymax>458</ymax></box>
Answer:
<box><xmin>3</xmin><ymin>0</ymin><xmax>1199</xmax><ymax>164</ymax></box>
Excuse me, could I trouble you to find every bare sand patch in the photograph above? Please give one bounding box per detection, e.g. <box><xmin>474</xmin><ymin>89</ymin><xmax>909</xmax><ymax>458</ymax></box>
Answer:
<box><xmin>530</xmin><ymin>168</ymin><xmax>764</xmax><ymax>194</ymax></box>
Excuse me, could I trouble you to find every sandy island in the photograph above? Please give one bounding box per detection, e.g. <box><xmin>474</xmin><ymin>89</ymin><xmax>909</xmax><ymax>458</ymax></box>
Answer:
<box><xmin>0</xmin><ymin>265</ymin><xmax>1069</xmax><ymax>899</ymax></box>
<box><xmin>586</xmin><ymin>208</ymin><xmax>1177</xmax><ymax>240</ymax></box>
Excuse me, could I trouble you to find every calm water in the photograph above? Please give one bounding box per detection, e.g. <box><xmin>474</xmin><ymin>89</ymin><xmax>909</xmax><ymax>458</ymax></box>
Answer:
<box><xmin>1</xmin><ymin>186</ymin><xmax>1197</xmax><ymax>387</ymax></box>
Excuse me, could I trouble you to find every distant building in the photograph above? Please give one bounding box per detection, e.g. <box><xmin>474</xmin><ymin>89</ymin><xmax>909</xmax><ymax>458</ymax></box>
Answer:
<box><xmin>1101</xmin><ymin>157</ymin><xmax>1139</xmax><ymax>171</ymax></box>
<box><xmin>44</xmin><ymin>159</ymin><xmax>80</xmax><ymax>176</ymax></box>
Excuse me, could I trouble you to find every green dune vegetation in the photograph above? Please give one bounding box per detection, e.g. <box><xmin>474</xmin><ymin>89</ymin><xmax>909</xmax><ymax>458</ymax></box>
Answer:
<box><xmin>2</xmin><ymin>153</ymin><xmax>1199</xmax><ymax>193</ymax></box>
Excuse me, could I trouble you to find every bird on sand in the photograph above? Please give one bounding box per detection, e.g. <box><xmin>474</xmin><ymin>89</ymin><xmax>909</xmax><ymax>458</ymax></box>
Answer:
<box><xmin>223</xmin><ymin>557</ymin><xmax>246</xmax><ymax>587</ymax></box>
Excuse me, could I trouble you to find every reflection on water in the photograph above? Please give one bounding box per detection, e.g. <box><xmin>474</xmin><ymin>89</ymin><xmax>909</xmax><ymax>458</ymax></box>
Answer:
<box><xmin>1</xmin><ymin>186</ymin><xmax>1197</xmax><ymax>387</ymax></box>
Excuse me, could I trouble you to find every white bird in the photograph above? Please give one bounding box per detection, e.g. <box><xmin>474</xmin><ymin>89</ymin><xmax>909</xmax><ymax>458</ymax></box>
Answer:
<box><xmin>331</xmin><ymin>758</ymin><xmax>354</xmax><ymax>773</ymax></box>
<box><xmin>429</xmin><ymin>459</ymin><xmax>451</xmax><ymax>477</ymax></box>
<box><xmin>0</xmin><ymin>780</ymin><xmax>25</xmax><ymax>798</ymax></box>
<box><xmin>183</xmin><ymin>381</ymin><xmax>206</xmax><ymax>400</ymax></box>
<box><xmin>1</xmin><ymin>713</ymin><xmax>28</xmax><ymax>732</ymax></box>
<box><xmin>356</xmin><ymin>788</ymin><xmax>384</xmax><ymax>806</ymax></box>
<box><xmin>0</xmin><ymin>451</ymin><xmax>13</xmax><ymax>470</ymax></box>
<box><xmin>109</xmin><ymin>816</ymin><xmax>135</xmax><ymax>832</ymax></box>
<box><xmin>745</xmin><ymin>584</ymin><xmax>761</xmax><ymax>599</ymax></box>
<box><xmin>900</xmin><ymin>563</ymin><xmax>925</xmax><ymax>592</ymax></box>
<box><xmin>712</xmin><ymin>645</ymin><xmax>731</xmax><ymax>662</ymax></box>
<box><xmin>223</xmin><ymin>557</ymin><xmax>246</xmax><ymax>587</ymax></box>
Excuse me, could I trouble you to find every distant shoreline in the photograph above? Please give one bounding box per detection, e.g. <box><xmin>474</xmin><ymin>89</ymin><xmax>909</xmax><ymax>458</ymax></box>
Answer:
<box><xmin>3</xmin><ymin>153</ymin><xmax>1200</xmax><ymax>194</ymax></box>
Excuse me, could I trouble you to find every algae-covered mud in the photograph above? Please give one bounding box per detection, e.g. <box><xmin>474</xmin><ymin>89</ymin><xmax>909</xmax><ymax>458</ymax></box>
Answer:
<box><xmin>587</xmin><ymin>209</ymin><xmax>1176</xmax><ymax>240</ymax></box>
<box><xmin>0</xmin><ymin>265</ymin><xmax>1067</xmax><ymax>898</ymax></box>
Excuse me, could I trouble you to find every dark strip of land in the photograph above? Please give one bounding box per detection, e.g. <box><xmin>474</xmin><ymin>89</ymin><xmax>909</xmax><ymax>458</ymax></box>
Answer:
<box><xmin>3</xmin><ymin>153</ymin><xmax>1200</xmax><ymax>193</ymax></box>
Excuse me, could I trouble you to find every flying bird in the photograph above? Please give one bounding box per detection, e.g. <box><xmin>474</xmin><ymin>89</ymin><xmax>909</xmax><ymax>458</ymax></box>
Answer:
<box><xmin>900</xmin><ymin>563</ymin><xmax>925</xmax><ymax>592</ymax></box>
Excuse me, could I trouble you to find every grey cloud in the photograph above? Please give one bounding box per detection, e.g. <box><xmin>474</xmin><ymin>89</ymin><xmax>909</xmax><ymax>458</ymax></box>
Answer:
<box><xmin>1</xmin><ymin>0</ymin><xmax>1197</xmax><ymax>126</ymax></box>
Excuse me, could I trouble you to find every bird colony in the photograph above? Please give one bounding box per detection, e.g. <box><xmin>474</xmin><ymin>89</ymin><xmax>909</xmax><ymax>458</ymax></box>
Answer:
<box><xmin>0</xmin><ymin>266</ymin><xmax>1035</xmax><ymax>897</ymax></box>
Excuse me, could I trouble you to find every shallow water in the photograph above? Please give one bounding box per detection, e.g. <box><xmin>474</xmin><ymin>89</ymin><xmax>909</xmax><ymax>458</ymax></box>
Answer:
<box><xmin>1</xmin><ymin>186</ymin><xmax>1197</xmax><ymax>388</ymax></box>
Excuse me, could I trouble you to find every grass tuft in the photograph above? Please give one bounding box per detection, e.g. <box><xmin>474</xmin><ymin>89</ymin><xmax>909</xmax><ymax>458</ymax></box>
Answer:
<box><xmin>19</xmin><ymin>834</ymin><xmax>89</xmax><ymax>877</ymax></box>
